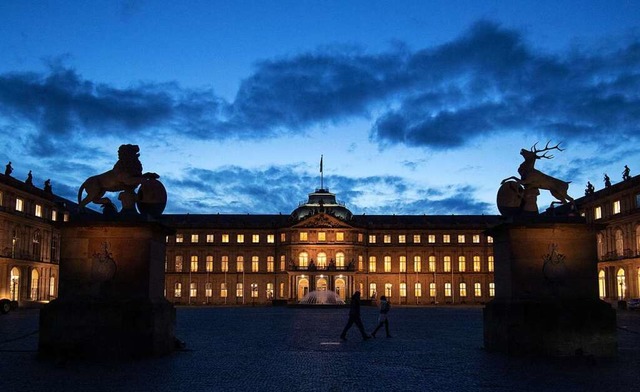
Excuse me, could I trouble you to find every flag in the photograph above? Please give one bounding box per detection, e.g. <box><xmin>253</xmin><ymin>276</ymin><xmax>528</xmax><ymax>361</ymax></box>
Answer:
<box><xmin>320</xmin><ymin>155</ymin><xmax>323</xmax><ymax>173</ymax></box>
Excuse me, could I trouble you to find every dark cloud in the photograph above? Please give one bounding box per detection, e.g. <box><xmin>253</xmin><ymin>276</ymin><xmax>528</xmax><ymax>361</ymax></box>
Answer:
<box><xmin>1</xmin><ymin>20</ymin><xmax>638</xmax><ymax>153</ymax></box>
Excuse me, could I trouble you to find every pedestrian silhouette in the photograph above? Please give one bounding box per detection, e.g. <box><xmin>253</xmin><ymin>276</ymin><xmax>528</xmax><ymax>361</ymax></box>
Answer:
<box><xmin>340</xmin><ymin>291</ymin><xmax>370</xmax><ymax>341</ymax></box>
<box><xmin>371</xmin><ymin>295</ymin><xmax>392</xmax><ymax>338</ymax></box>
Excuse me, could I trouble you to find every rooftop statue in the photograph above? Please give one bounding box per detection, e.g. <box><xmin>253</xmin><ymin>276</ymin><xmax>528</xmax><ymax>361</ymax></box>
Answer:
<box><xmin>498</xmin><ymin>141</ymin><xmax>574</xmax><ymax>216</ymax></box>
<box><xmin>78</xmin><ymin>144</ymin><xmax>166</xmax><ymax>217</ymax></box>
<box><xmin>4</xmin><ymin>161</ymin><xmax>12</xmax><ymax>176</ymax></box>
<box><xmin>622</xmin><ymin>165</ymin><xmax>631</xmax><ymax>181</ymax></box>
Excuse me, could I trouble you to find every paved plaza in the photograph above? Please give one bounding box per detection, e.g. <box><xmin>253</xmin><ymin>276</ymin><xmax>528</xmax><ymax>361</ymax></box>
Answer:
<box><xmin>0</xmin><ymin>305</ymin><xmax>639</xmax><ymax>391</ymax></box>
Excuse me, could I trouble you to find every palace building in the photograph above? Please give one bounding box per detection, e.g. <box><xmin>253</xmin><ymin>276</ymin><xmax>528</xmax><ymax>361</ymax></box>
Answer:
<box><xmin>0</xmin><ymin>169</ymin><xmax>71</xmax><ymax>309</ymax></box>
<box><xmin>2</xmin><ymin>159</ymin><xmax>639</xmax><ymax>308</ymax></box>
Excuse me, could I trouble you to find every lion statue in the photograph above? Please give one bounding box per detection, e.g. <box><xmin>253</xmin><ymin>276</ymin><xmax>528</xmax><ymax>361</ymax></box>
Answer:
<box><xmin>78</xmin><ymin>144</ymin><xmax>146</xmax><ymax>211</ymax></box>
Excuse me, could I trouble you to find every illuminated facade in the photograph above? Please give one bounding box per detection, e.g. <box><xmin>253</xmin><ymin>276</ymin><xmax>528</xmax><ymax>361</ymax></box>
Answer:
<box><xmin>0</xmin><ymin>172</ymin><xmax>70</xmax><ymax>306</ymax></box>
<box><xmin>574</xmin><ymin>174</ymin><xmax>640</xmax><ymax>302</ymax></box>
<box><xmin>161</xmin><ymin>188</ymin><xmax>500</xmax><ymax>305</ymax></box>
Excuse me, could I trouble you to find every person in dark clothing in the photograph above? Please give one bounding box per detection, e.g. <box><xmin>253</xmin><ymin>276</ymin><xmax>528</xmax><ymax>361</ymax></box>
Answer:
<box><xmin>371</xmin><ymin>295</ymin><xmax>391</xmax><ymax>338</ymax></box>
<box><xmin>340</xmin><ymin>291</ymin><xmax>370</xmax><ymax>341</ymax></box>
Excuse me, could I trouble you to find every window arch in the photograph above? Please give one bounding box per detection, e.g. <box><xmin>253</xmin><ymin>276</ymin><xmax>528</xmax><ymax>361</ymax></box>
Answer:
<box><xmin>10</xmin><ymin>267</ymin><xmax>20</xmax><ymax>301</ymax></box>
<box><xmin>317</xmin><ymin>252</ymin><xmax>327</xmax><ymax>268</ymax></box>
<box><xmin>298</xmin><ymin>252</ymin><xmax>309</xmax><ymax>268</ymax></box>
<box><xmin>384</xmin><ymin>283</ymin><xmax>392</xmax><ymax>298</ymax></box>
<box><xmin>597</xmin><ymin>233</ymin><xmax>604</xmax><ymax>259</ymax></box>
<box><xmin>598</xmin><ymin>270</ymin><xmax>606</xmax><ymax>299</ymax></box>
<box><xmin>617</xmin><ymin>268</ymin><xmax>626</xmax><ymax>299</ymax></box>
<box><xmin>30</xmin><ymin>269</ymin><xmax>39</xmax><ymax>301</ymax></box>
<box><xmin>335</xmin><ymin>252</ymin><xmax>345</xmax><ymax>268</ymax></box>
<box><xmin>615</xmin><ymin>229</ymin><xmax>624</xmax><ymax>256</ymax></box>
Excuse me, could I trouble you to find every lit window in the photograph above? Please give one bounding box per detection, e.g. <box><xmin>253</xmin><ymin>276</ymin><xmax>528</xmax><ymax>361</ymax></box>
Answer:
<box><xmin>280</xmin><ymin>233</ymin><xmax>286</xmax><ymax>242</ymax></box>
<box><xmin>414</xmin><ymin>283</ymin><xmax>422</xmax><ymax>297</ymax></box>
<box><xmin>190</xmin><ymin>255</ymin><xmax>198</xmax><ymax>272</ymax></box>
<box><xmin>369</xmin><ymin>235</ymin><xmax>377</xmax><ymax>244</ymax></box>
<box><xmin>51</xmin><ymin>210</ymin><xmax>57</xmax><ymax>221</ymax></box>
<box><xmin>358</xmin><ymin>233</ymin><xmax>364</xmax><ymax>242</ymax></box>
<box><xmin>444</xmin><ymin>256</ymin><xmax>451</xmax><ymax>272</ymax></box>
<box><xmin>222</xmin><ymin>234</ymin><xmax>229</xmax><ymax>243</ymax></box>
<box><xmin>236</xmin><ymin>283</ymin><xmax>243</xmax><ymax>298</ymax></box>
<box><xmin>336</xmin><ymin>252</ymin><xmax>345</xmax><ymax>268</ymax></box>
<box><xmin>428</xmin><ymin>234</ymin><xmax>436</xmax><ymax>244</ymax></box>
<box><xmin>251</xmin><ymin>283</ymin><xmax>258</xmax><ymax>298</ymax></box>
<box><xmin>358</xmin><ymin>255</ymin><xmax>363</xmax><ymax>271</ymax></box>
<box><xmin>165</xmin><ymin>256</ymin><xmax>168</xmax><ymax>272</ymax></box>
<box><xmin>428</xmin><ymin>256</ymin><xmax>436</xmax><ymax>272</ymax></box>
<box><xmin>63</xmin><ymin>213</ymin><xmax>69</xmax><ymax>222</ymax></box>
<box><xmin>252</xmin><ymin>256</ymin><xmax>259</xmax><ymax>272</ymax></box>
<box><xmin>458</xmin><ymin>235</ymin><xmax>465</xmax><ymax>243</ymax></box>
<box><xmin>445</xmin><ymin>283</ymin><xmax>452</xmax><ymax>297</ymax></box>
<box><xmin>384</xmin><ymin>235</ymin><xmax>391</xmax><ymax>244</ymax></box>
<box><xmin>176</xmin><ymin>234</ymin><xmax>184</xmax><ymax>243</ymax></box>
<box><xmin>206</xmin><ymin>256</ymin><xmax>213</xmax><ymax>272</ymax></box>
<box><xmin>175</xmin><ymin>256</ymin><xmax>183</xmax><ymax>272</ymax></box>
<box><xmin>267</xmin><ymin>256</ymin><xmax>274</xmax><ymax>272</ymax></box>
<box><xmin>191</xmin><ymin>234</ymin><xmax>199</xmax><ymax>243</ymax></box>
<box><xmin>336</xmin><ymin>232</ymin><xmax>344</xmax><ymax>241</ymax></box>
<box><xmin>399</xmin><ymin>235</ymin><xmax>406</xmax><ymax>244</ymax></box>
<box><xmin>300</xmin><ymin>232</ymin><xmax>308</xmax><ymax>241</ymax></box>
<box><xmin>220</xmin><ymin>283</ymin><xmax>228</xmax><ymax>298</ymax></box>
<box><xmin>384</xmin><ymin>283</ymin><xmax>392</xmax><ymax>297</ymax></box>
<box><xmin>473</xmin><ymin>256</ymin><xmax>481</xmax><ymax>272</ymax></box>
<box><xmin>317</xmin><ymin>252</ymin><xmax>327</xmax><ymax>268</ymax></box>
<box><xmin>487</xmin><ymin>236</ymin><xmax>494</xmax><ymax>244</ymax></box>
<box><xmin>0</xmin><ymin>191</ymin><xmax>3</xmax><ymax>206</ymax></box>
<box><xmin>472</xmin><ymin>235</ymin><xmax>480</xmax><ymax>244</ymax></box>
<box><xmin>15</xmin><ymin>198</ymin><xmax>24</xmax><ymax>212</ymax></box>
<box><xmin>266</xmin><ymin>283</ymin><xmax>274</xmax><ymax>299</ymax></box>
<box><xmin>400</xmin><ymin>283</ymin><xmax>407</xmax><ymax>298</ymax></box>
<box><xmin>237</xmin><ymin>234</ymin><xmax>244</xmax><ymax>243</ymax></box>
<box><xmin>489</xmin><ymin>283</ymin><xmax>495</xmax><ymax>297</ymax></box>
<box><xmin>252</xmin><ymin>234</ymin><xmax>260</xmax><ymax>243</ymax></box>
<box><xmin>174</xmin><ymin>283</ymin><xmax>182</xmax><ymax>298</ymax></box>
<box><xmin>413</xmin><ymin>234</ymin><xmax>421</xmax><ymax>243</ymax></box>
<box><xmin>206</xmin><ymin>234</ymin><xmax>214</xmax><ymax>243</ymax></box>
<box><xmin>280</xmin><ymin>255</ymin><xmax>286</xmax><ymax>271</ymax></box>
<box><xmin>458</xmin><ymin>256</ymin><xmax>466</xmax><ymax>272</ymax></box>
<box><xmin>205</xmin><ymin>283</ymin><xmax>213</xmax><ymax>298</ymax></box>
<box><xmin>414</xmin><ymin>256</ymin><xmax>421</xmax><ymax>272</ymax></box>
<box><xmin>443</xmin><ymin>235</ymin><xmax>451</xmax><ymax>243</ymax></box>
<box><xmin>429</xmin><ymin>283</ymin><xmax>436</xmax><ymax>297</ymax></box>
<box><xmin>384</xmin><ymin>256</ymin><xmax>392</xmax><ymax>272</ymax></box>
<box><xmin>459</xmin><ymin>283</ymin><xmax>467</xmax><ymax>297</ymax></box>
<box><xmin>299</xmin><ymin>252</ymin><xmax>309</xmax><ymax>267</ymax></box>
<box><xmin>190</xmin><ymin>282</ymin><xmax>197</xmax><ymax>298</ymax></box>
<box><xmin>400</xmin><ymin>256</ymin><xmax>406</xmax><ymax>272</ymax></box>
<box><xmin>488</xmin><ymin>256</ymin><xmax>494</xmax><ymax>272</ymax></box>
<box><xmin>613</xmin><ymin>200</ymin><xmax>621</xmax><ymax>214</ymax></box>
<box><xmin>267</xmin><ymin>234</ymin><xmax>275</xmax><ymax>243</ymax></box>
<box><xmin>474</xmin><ymin>283</ymin><xmax>482</xmax><ymax>297</ymax></box>
<box><xmin>35</xmin><ymin>204</ymin><xmax>42</xmax><ymax>217</ymax></box>
<box><xmin>615</xmin><ymin>229</ymin><xmax>624</xmax><ymax>256</ymax></box>
<box><xmin>279</xmin><ymin>282</ymin><xmax>285</xmax><ymax>298</ymax></box>
<box><xmin>221</xmin><ymin>256</ymin><xmax>229</xmax><ymax>272</ymax></box>
<box><xmin>369</xmin><ymin>256</ymin><xmax>377</xmax><ymax>272</ymax></box>
<box><xmin>318</xmin><ymin>232</ymin><xmax>326</xmax><ymax>241</ymax></box>
<box><xmin>236</xmin><ymin>256</ymin><xmax>244</xmax><ymax>272</ymax></box>
<box><xmin>369</xmin><ymin>283</ymin><xmax>377</xmax><ymax>298</ymax></box>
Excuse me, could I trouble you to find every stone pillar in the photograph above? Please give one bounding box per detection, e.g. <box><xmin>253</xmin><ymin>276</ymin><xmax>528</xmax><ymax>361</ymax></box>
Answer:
<box><xmin>483</xmin><ymin>217</ymin><xmax>617</xmax><ymax>357</ymax></box>
<box><xmin>39</xmin><ymin>221</ymin><xmax>176</xmax><ymax>359</ymax></box>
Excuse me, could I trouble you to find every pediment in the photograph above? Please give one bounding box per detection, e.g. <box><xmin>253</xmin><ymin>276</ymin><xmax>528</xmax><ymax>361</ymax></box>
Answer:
<box><xmin>292</xmin><ymin>213</ymin><xmax>353</xmax><ymax>229</ymax></box>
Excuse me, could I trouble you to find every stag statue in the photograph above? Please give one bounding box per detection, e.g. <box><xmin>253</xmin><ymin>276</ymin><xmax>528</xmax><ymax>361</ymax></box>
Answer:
<box><xmin>499</xmin><ymin>141</ymin><xmax>574</xmax><ymax>215</ymax></box>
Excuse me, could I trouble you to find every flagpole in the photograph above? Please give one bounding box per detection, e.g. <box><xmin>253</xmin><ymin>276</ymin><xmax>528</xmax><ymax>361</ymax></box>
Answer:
<box><xmin>320</xmin><ymin>155</ymin><xmax>324</xmax><ymax>190</ymax></box>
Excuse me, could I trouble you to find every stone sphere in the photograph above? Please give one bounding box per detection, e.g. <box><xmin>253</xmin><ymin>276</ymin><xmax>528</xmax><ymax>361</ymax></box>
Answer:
<box><xmin>137</xmin><ymin>177</ymin><xmax>167</xmax><ymax>217</ymax></box>
<box><xmin>497</xmin><ymin>180</ymin><xmax>524</xmax><ymax>216</ymax></box>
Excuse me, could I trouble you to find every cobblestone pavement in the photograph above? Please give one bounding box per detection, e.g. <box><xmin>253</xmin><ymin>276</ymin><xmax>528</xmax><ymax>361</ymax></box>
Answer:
<box><xmin>1</xmin><ymin>306</ymin><xmax>639</xmax><ymax>391</ymax></box>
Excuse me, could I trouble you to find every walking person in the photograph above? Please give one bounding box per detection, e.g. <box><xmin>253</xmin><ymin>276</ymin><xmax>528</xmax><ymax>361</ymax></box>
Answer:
<box><xmin>340</xmin><ymin>291</ymin><xmax>371</xmax><ymax>341</ymax></box>
<box><xmin>371</xmin><ymin>295</ymin><xmax>392</xmax><ymax>338</ymax></box>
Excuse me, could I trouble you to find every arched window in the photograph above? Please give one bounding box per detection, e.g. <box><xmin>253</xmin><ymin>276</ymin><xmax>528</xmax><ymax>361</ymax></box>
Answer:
<box><xmin>10</xmin><ymin>267</ymin><xmax>20</xmax><ymax>301</ymax></box>
<box><xmin>32</xmin><ymin>230</ymin><xmax>41</xmax><ymax>260</ymax></box>
<box><xmin>615</xmin><ymin>229</ymin><xmax>624</xmax><ymax>256</ymax></box>
<box><xmin>174</xmin><ymin>282</ymin><xmax>182</xmax><ymax>298</ymax></box>
<box><xmin>30</xmin><ymin>269</ymin><xmax>39</xmax><ymax>301</ymax></box>
<box><xmin>617</xmin><ymin>268</ymin><xmax>626</xmax><ymax>299</ymax></box>
<box><xmin>369</xmin><ymin>283</ymin><xmax>377</xmax><ymax>298</ymax></box>
<box><xmin>317</xmin><ymin>252</ymin><xmax>327</xmax><ymax>268</ymax></box>
<box><xmin>598</xmin><ymin>270</ymin><xmax>606</xmax><ymax>299</ymax></box>
<box><xmin>298</xmin><ymin>252</ymin><xmax>309</xmax><ymax>268</ymax></box>
<box><xmin>459</xmin><ymin>282</ymin><xmax>467</xmax><ymax>297</ymax></box>
<box><xmin>49</xmin><ymin>274</ymin><xmax>56</xmax><ymax>298</ymax></box>
<box><xmin>474</xmin><ymin>282</ymin><xmax>482</xmax><ymax>297</ymax></box>
<box><xmin>336</xmin><ymin>252</ymin><xmax>345</xmax><ymax>268</ymax></box>
<box><xmin>384</xmin><ymin>283</ymin><xmax>392</xmax><ymax>298</ymax></box>
<box><xmin>414</xmin><ymin>282</ymin><xmax>422</xmax><ymax>297</ymax></box>
<box><xmin>266</xmin><ymin>283</ymin><xmax>274</xmax><ymax>299</ymax></box>
<box><xmin>597</xmin><ymin>233</ymin><xmax>604</xmax><ymax>259</ymax></box>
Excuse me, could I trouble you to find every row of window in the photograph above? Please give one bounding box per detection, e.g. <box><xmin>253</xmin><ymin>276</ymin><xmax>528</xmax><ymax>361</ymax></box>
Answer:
<box><xmin>168</xmin><ymin>254</ymin><xmax>495</xmax><ymax>273</ymax></box>
<box><xmin>169</xmin><ymin>281</ymin><xmax>497</xmax><ymax>299</ymax></box>
<box><xmin>593</xmin><ymin>194</ymin><xmax>640</xmax><ymax>220</ymax></box>
<box><xmin>0</xmin><ymin>190</ymin><xmax>68</xmax><ymax>222</ymax></box>
<box><xmin>170</xmin><ymin>232</ymin><xmax>494</xmax><ymax>245</ymax></box>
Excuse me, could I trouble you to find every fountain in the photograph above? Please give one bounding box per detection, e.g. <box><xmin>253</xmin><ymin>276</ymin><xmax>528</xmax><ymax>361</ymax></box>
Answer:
<box><xmin>298</xmin><ymin>290</ymin><xmax>346</xmax><ymax>305</ymax></box>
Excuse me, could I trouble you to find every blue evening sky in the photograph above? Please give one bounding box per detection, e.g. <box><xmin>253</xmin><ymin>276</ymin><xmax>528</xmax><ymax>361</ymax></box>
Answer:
<box><xmin>1</xmin><ymin>1</ymin><xmax>639</xmax><ymax>215</ymax></box>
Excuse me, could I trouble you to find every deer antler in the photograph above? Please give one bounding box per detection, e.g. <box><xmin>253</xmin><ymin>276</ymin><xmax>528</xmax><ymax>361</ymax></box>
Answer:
<box><xmin>531</xmin><ymin>140</ymin><xmax>564</xmax><ymax>159</ymax></box>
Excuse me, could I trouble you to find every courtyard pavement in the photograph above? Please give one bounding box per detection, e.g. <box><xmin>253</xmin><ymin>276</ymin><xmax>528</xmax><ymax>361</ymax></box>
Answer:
<box><xmin>0</xmin><ymin>305</ymin><xmax>639</xmax><ymax>391</ymax></box>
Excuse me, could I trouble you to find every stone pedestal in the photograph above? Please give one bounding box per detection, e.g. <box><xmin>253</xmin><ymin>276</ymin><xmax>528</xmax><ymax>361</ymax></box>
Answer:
<box><xmin>483</xmin><ymin>218</ymin><xmax>617</xmax><ymax>357</ymax></box>
<box><xmin>39</xmin><ymin>221</ymin><xmax>176</xmax><ymax>359</ymax></box>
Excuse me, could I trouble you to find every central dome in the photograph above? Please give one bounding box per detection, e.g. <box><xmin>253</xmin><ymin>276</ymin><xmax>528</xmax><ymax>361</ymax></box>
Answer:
<box><xmin>291</xmin><ymin>188</ymin><xmax>352</xmax><ymax>221</ymax></box>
